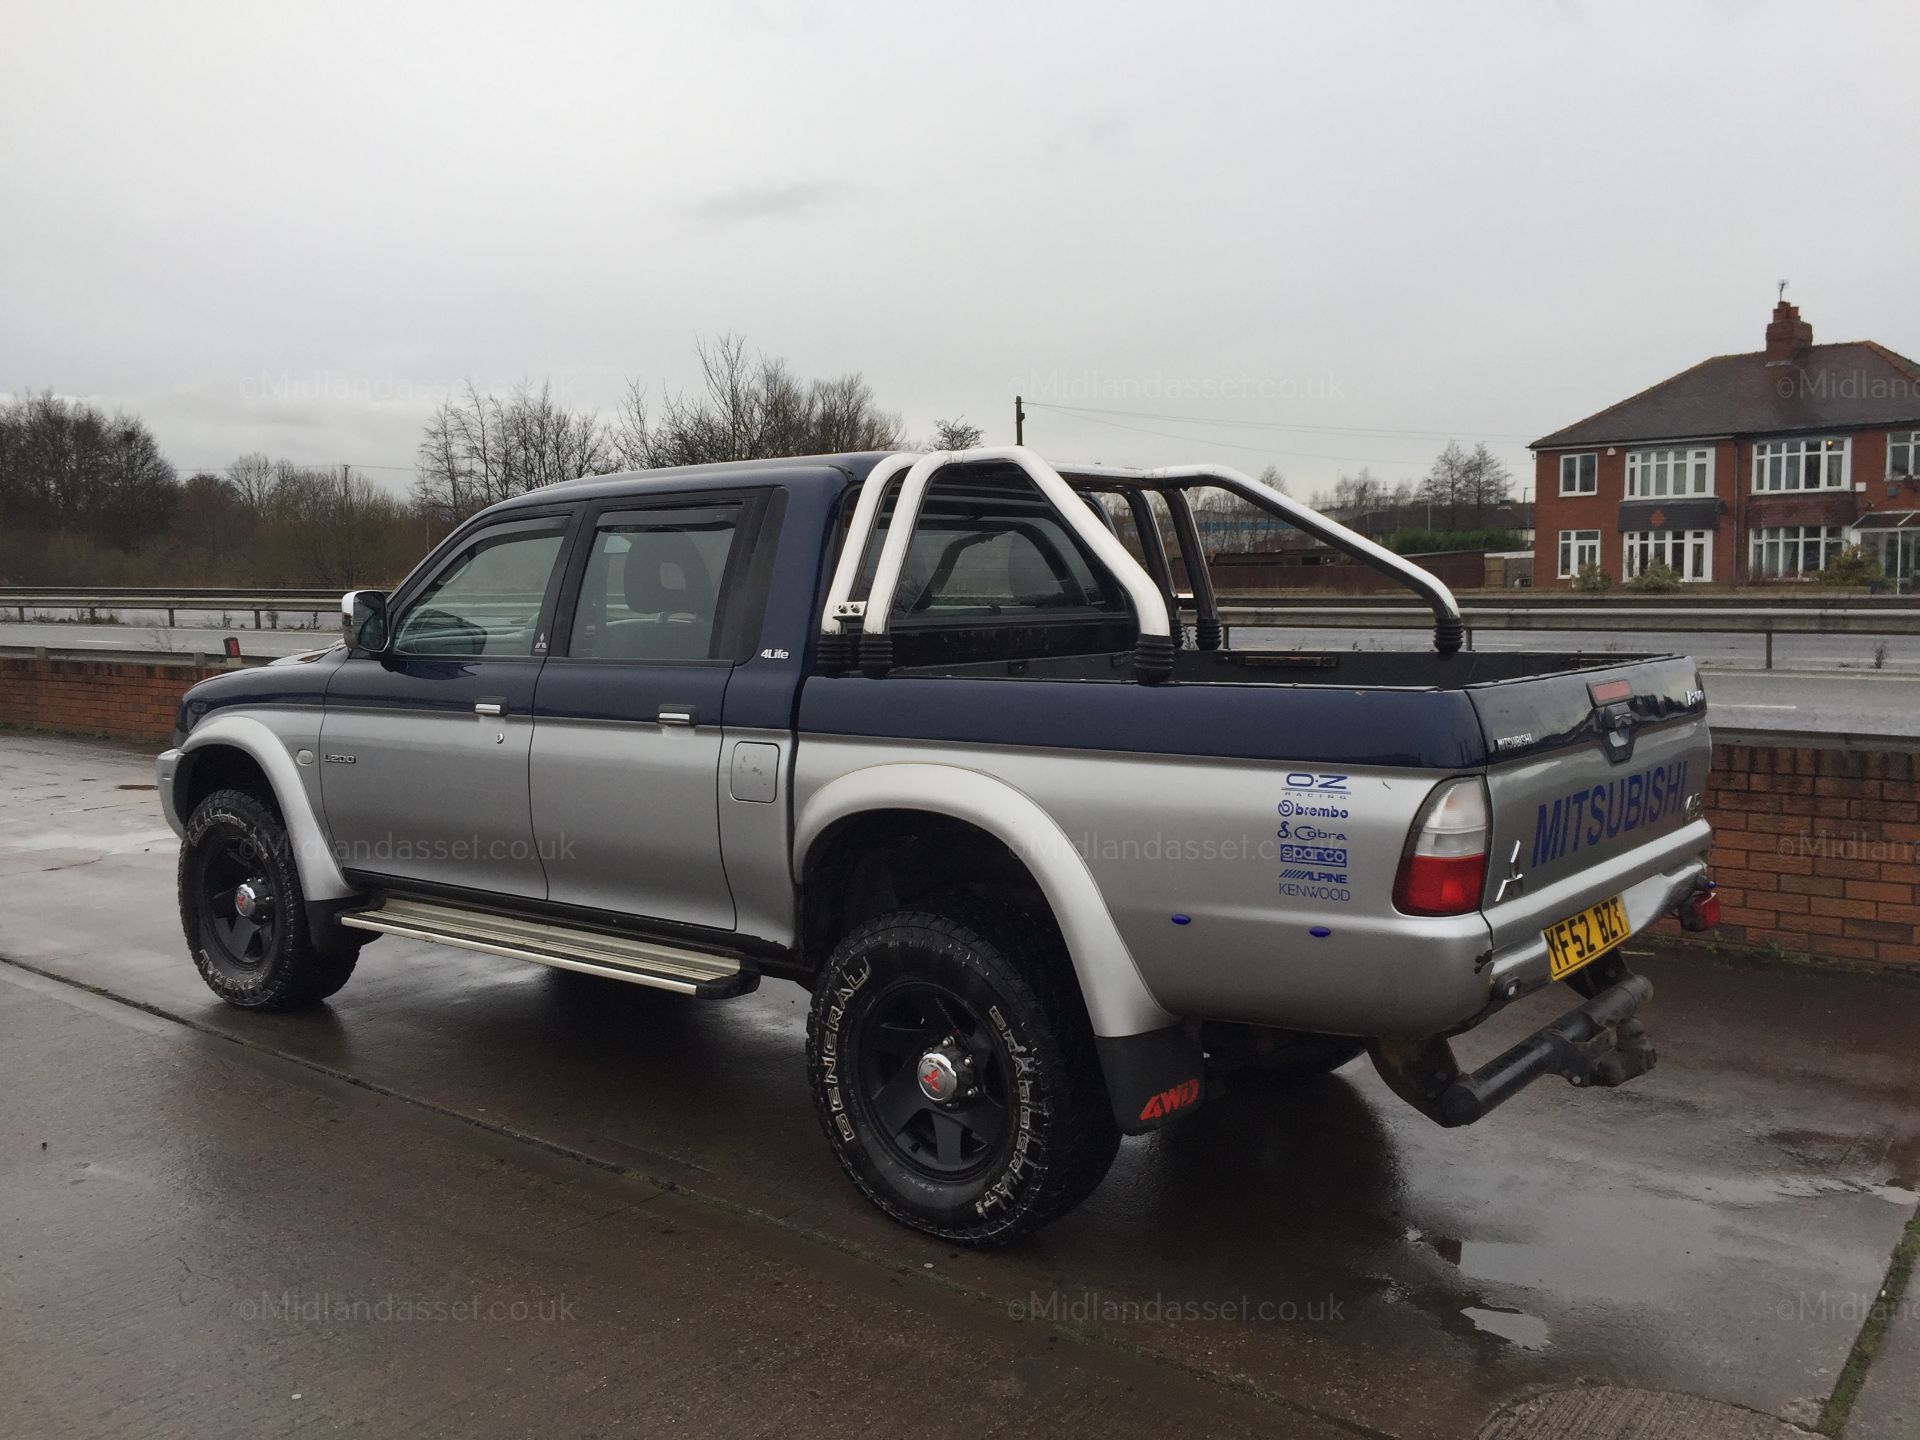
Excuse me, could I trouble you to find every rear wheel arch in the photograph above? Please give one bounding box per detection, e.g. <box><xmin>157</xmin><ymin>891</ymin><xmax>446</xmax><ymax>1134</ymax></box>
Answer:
<box><xmin>791</xmin><ymin>765</ymin><xmax>1178</xmax><ymax>1040</ymax></box>
<box><xmin>799</xmin><ymin>809</ymin><xmax>1050</xmax><ymax>967</ymax></box>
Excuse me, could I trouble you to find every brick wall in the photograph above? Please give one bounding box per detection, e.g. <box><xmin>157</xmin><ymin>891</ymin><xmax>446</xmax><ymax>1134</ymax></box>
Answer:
<box><xmin>0</xmin><ymin>655</ymin><xmax>229</xmax><ymax>745</ymax></box>
<box><xmin>1672</xmin><ymin>741</ymin><xmax>1920</xmax><ymax>969</ymax></box>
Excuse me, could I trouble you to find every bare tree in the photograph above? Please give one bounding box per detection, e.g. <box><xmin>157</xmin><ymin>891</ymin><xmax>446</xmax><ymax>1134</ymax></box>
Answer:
<box><xmin>226</xmin><ymin>452</ymin><xmax>282</xmax><ymax>515</ymax></box>
<box><xmin>1417</xmin><ymin>441</ymin><xmax>1512</xmax><ymax>530</ymax></box>
<box><xmin>0</xmin><ymin>391</ymin><xmax>178</xmax><ymax>547</ymax></box>
<box><xmin>414</xmin><ymin>378</ymin><xmax>615</xmax><ymax>523</ymax></box>
<box><xmin>929</xmin><ymin>416</ymin><xmax>984</xmax><ymax>451</ymax></box>
<box><xmin>618</xmin><ymin>334</ymin><xmax>903</xmax><ymax>469</ymax></box>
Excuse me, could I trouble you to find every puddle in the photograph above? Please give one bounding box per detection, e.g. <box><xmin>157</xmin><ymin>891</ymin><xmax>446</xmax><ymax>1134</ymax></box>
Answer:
<box><xmin>1462</xmin><ymin>1305</ymin><xmax>1550</xmax><ymax>1350</ymax></box>
<box><xmin>8</xmin><ymin>829</ymin><xmax>176</xmax><ymax>854</ymax></box>
<box><xmin>115</xmin><ymin>783</ymin><xmax>156</xmax><ymax>791</ymax></box>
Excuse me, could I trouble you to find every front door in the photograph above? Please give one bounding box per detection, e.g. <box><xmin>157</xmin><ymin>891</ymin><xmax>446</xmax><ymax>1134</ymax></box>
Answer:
<box><xmin>530</xmin><ymin>497</ymin><xmax>755</xmax><ymax>930</ymax></box>
<box><xmin>321</xmin><ymin>513</ymin><xmax>572</xmax><ymax>899</ymax></box>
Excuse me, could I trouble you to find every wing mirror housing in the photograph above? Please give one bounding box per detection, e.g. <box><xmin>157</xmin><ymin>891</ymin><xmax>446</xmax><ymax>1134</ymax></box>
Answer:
<box><xmin>341</xmin><ymin>589</ymin><xmax>390</xmax><ymax>653</ymax></box>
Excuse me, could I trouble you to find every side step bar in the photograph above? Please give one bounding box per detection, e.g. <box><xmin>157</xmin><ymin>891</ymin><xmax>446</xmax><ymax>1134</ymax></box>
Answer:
<box><xmin>339</xmin><ymin>896</ymin><xmax>758</xmax><ymax>998</ymax></box>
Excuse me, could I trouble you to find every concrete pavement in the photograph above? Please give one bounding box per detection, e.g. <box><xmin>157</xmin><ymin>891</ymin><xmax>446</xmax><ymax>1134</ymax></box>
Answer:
<box><xmin>4</xmin><ymin>729</ymin><xmax>1920</xmax><ymax>1436</ymax></box>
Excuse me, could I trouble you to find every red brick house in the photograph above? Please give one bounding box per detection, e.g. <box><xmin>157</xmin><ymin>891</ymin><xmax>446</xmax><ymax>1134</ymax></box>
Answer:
<box><xmin>1530</xmin><ymin>300</ymin><xmax>1920</xmax><ymax>590</ymax></box>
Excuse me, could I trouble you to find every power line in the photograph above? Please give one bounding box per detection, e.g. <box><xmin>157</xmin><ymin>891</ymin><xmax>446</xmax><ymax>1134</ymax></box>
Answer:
<box><xmin>1023</xmin><ymin>400</ymin><xmax>1532</xmax><ymax>444</ymax></box>
<box><xmin>1024</xmin><ymin>405</ymin><xmax>1431</xmax><ymax>470</ymax></box>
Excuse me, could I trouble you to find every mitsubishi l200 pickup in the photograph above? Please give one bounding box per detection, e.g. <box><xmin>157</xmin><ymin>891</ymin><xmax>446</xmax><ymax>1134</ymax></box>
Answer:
<box><xmin>156</xmin><ymin>447</ymin><xmax>1718</xmax><ymax>1245</ymax></box>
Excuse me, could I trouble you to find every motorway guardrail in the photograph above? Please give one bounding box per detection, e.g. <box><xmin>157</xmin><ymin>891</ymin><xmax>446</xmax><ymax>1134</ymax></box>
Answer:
<box><xmin>0</xmin><ymin>587</ymin><xmax>340</xmax><ymax>628</ymax></box>
<box><xmin>1214</xmin><ymin>594</ymin><xmax>1920</xmax><ymax>666</ymax></box>
<box><xmin>7</xmin><ymin>586</ymin><xmax>1920</xmax><ymax>668</ymax></box>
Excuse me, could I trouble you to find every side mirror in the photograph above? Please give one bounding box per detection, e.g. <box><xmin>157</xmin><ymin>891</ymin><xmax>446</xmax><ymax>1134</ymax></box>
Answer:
<box><xmin>341</xmin><ymin>590</ymin><xmax>389</xmax><ymax>653</ymax></box>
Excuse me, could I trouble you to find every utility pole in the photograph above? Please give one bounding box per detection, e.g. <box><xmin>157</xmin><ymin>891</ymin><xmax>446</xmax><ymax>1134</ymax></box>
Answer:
<box><xmin>1014</xmin><ymin>395</ymin><xmax>1025</xmax><ymax>446</ymax></box>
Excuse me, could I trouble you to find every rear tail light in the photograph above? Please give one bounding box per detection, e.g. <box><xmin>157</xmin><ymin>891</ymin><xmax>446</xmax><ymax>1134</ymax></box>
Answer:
<box><xmin>1394</xmin><ymin>777</ymin><xmax>1490</xmax><ymax>916</ymax></box>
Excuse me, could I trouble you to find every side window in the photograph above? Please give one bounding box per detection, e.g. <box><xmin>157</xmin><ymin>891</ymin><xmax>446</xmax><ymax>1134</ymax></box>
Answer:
<box><xmin>391</xmin><ymin>522</ymin><xmax>567</xmax><ymax>657</ymax></box>
<box><xmin>567</xmin><ymin>509</ymin><xmax>740</xmax><ymax>661</ymax></box>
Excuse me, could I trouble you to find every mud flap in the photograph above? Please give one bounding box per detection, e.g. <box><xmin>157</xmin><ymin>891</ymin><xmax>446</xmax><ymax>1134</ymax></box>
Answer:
<box><xmin>1096</xmin><ymin>1025</ymin><xmax>1206</xmax><ymax>1134</ymax></box>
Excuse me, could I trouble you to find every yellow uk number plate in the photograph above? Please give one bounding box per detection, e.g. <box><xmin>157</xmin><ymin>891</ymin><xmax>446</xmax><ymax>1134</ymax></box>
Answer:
<box><xmin>1544</xmin><ymin>894</ymin><xmax>1630</xmax><ymax>980</ymax></box>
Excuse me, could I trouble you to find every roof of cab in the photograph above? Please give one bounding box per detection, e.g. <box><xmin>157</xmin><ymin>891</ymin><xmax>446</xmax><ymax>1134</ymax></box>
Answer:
<box><xmin>488</xmin><ymin>451</ymin><xmax>894</xmax><ymax>513</ymax></box>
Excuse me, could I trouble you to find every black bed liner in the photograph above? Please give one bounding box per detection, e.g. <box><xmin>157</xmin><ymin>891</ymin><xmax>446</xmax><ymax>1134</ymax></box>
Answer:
<box><xmin>896</xmin><ymin>645</ymin><xmax>1685</xmax><ymax>693</ymax></box>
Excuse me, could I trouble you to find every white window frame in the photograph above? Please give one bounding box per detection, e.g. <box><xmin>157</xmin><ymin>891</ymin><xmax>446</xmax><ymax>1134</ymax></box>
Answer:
<box><xmin>1558</xmin><ymin>452</ymin><xmax>1597</xmax><ymax>496</ymax></box>
<box><xmin>1748</xmin><ymin>524</ymin><xmax>1850</xmax><ymax>578</ymax></box>
<box><xmin>1752</xmin><ymin>437</ymin><xmax>1850</xmax><ymax>493</ymax></box>
<box><xmin>1557</xmin><ymin>528</ymin><xmax>1601</xmax><ymax>579</ymax></box>
<box><xmin>1623</xmin><ymin>529</ymin><xmax>1713</xmax><ymax>582</ymax></box>
<box><xmin>1888</xmin><ymin>430</ymin><xmax>1920</xmax><ymax>480</ymax></box>
<box><xmin>1625</xmin><ymin>446</ymin><xmax>1714</xmax><ymax>499</ymax></box>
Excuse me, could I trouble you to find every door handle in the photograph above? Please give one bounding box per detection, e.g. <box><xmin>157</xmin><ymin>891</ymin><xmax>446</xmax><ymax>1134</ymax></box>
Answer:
<box><xmin>475</xmin><ymin>700</ymin><xmax>506</xmax><ymax>717</ymax></box>
<box><xmin>657</xmin><ymin>705</ymin><xmax>697</xmax><ymax>727</ymax></box>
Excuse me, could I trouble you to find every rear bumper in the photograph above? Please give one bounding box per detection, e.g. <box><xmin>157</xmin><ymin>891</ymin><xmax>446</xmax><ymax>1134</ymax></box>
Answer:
<box><xmin>1479</xmin><ymin>845</ymin><xmax>1709</xmax><ymax>1024</ymax></box>
<box><xmin>1373</xmin><ymin>962</ymin><xmax>1657</xmax><ymax>1127</ymax></box>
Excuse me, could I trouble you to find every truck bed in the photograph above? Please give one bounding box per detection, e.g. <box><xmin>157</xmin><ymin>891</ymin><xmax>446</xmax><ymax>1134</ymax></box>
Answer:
<box><xmin>897</xmin><ymin>646</ymin><xmax>1676</xmax><ymax>692</ymax></box>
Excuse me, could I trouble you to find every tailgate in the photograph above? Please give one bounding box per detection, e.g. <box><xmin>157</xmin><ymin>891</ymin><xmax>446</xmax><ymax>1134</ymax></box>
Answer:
<box><xmin>1471</xmin><ymin>656</ymin><xmax>1712</xmax><ymax>954</ymax></box>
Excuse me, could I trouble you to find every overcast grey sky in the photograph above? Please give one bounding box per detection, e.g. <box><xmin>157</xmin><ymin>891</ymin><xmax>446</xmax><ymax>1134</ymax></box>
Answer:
<box><xmin>4</xmin><ymin>0</ymin><xmax>1918</xmax><ymax>498</ymax></box>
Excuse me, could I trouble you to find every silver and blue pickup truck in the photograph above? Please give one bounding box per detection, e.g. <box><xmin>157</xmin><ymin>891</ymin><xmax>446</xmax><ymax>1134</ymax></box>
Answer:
<box><xmin>155</xmin><ymin>446</ymin><xmax>1718</xmax><ymax>1245</ymax></box>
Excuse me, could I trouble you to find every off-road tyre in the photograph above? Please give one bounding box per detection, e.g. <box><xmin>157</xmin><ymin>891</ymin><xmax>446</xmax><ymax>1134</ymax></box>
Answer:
<box><xmin>179</xmin><ymin>788</ymin><xmax>360</xmax><ymax>1010</ymax></box>
<box><xmin>806</xmin><ymin>902</ymin><xmax>1120</xmax><ymax>1248</ymax></box>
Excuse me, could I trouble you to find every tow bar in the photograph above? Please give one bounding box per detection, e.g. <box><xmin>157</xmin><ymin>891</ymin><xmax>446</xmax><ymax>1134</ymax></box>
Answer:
<box><xmin>1371</xmin><ymin>961</ymin><xmax>1656</xmax><ymax>1128</ymax></box>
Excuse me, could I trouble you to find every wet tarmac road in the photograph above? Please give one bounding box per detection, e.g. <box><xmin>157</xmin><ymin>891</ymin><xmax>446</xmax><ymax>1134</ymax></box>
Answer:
<box><xmin>3</xmin><ymin>731</ymin><xmax>1919</xmax><ymax>1437</ymax></box>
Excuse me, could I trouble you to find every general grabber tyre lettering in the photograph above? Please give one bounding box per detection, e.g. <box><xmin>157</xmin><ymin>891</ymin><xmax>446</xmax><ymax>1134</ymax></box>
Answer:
<box><xmin>178</xmin><ymin>788</ymin><xmax>360</xmax><ymax>1010</ymax></box>
<box><xmin>805</xmin><ymin>903</ymin><xmax>1120</xmax><ymax>1248</ymax></box>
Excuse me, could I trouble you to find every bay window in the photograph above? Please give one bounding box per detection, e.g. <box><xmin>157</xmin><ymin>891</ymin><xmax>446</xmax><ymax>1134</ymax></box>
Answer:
<box><xmin>1749</xmin><ymin>525</ymin><xmax>1848</xmax><ymax>577</ymax></box>
<box><xmin>1753</xmin><ymin>437</ymin><xmax>1849</xmax><ymax>492</ymax></box>
<box><xmin>1626</xmin><ymin>446</ymin><xmax>1713</xmax><ymax>498</ymax></box>
<box><xmin>1623</xmin><ymin>529</ymin><xmax>1712</xmax><ymax>581</ymax></box>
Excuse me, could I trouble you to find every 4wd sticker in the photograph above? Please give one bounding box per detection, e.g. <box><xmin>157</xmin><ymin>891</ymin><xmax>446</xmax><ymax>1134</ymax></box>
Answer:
<box><xmin>1138</xmin><ymin>1077</ymin><xmax>1201</xmax><ymax>1123</ymax></box>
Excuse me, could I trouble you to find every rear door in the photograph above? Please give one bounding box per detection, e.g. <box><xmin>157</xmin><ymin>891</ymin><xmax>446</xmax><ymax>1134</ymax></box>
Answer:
<box><xmin>321</xmin><ymin>512</ymin><xmax>573</xmax><ymax>898</ymax></box>
<box><xmin>529</xmin><ymin>493</ymin><xmax>766</xmax><ymax>930</ymax></box>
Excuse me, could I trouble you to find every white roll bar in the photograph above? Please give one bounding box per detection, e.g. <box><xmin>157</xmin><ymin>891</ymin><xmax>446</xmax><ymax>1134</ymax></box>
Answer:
<box><xmin>819</xmin><ymin>450</ymin><xmax>917</xmax><ymax>632</ymax></box>
<box><xmin>1060</xmin><ymin>461</ymin><xmax>1465</xmax><ymax>654</ymax></box>
<box><xmin>860</xmin><ymin>447</ymin><xmax>1171</xmax><ymax>642</ymax></box>
<box><xmin>817</xmin><ymin>446</ymin><xmax>1465</xmax><ymax>677</ymax></box>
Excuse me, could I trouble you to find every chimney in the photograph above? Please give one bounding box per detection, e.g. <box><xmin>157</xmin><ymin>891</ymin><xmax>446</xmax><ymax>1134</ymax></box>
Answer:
<box><xmin>1765</xmin><ymin>299</ymin><xmax>1813</xmax><ymax>362</ymax></box>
